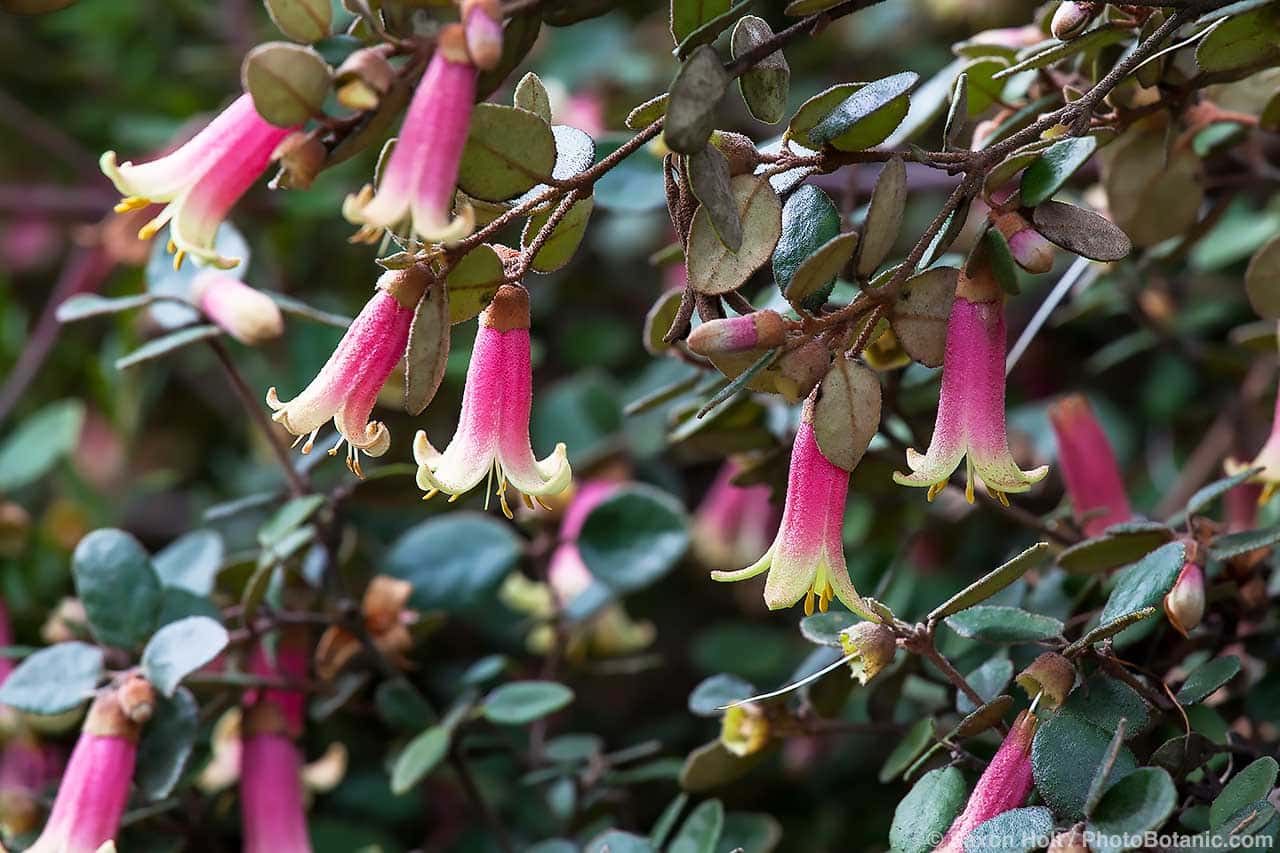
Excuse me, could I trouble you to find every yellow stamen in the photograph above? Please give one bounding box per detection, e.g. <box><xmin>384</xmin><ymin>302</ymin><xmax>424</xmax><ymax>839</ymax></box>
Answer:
<box><xmin>114</xmin><ymin>196</ymin><xmax>152</xmax><ymax>213</ymax></box>
<box><xmin>535</xmin><ymin>496</ymin><xmax>553</xmax><ymax>511</ymax></box>
<box><xmin>994</xmin><ymin>489</ymin><xmax>1010</xmax><ymax>507</ymax></box>
<box><xmin>964</xmin><ymin>457</ymin><xmax>975</xmax><ymax>504</ymax></box>
<box><xmin>137</xmin><ymin>222</ymin><xmax>161</xmax><ymax>241</ymax></box>
<box><xmin>521</xmin><ymin>493</ymin><xmax>534</xmax><ymax>510</ymax></box>
<box><xmin>172</xmin><ymin>249</ymin><xmax>186</xmax><ymax>271</ymax></box>
<box><xmin>497</xmin><ymin>477</ymin><xmax>513</xmax><ymax>520</ymax></box>
<box><xmin>819</xmin><ymin>582</ymin><xmax>832</xmax><ymax>612</ymax></box>
<box><xmin>1261</xmin><ymin>482</ymin><xmax>1278</xmax><ymax>505</ymax></box>
<box><xmin>423</xmin><ymin>488</ymin><xmax>439</xmax><ymax>502</ymax></box>
<box><xmin>804</xmin><ymin>587</ymin><xmax>815</xmax><ymax>616</ymax></box>
<box><xmin>448</xmin><ymin>493</ymin><xmax>460</xmax><ymax>503</ymax></box>
<box><xmin>927</xmin><ymin>481</ymin><xmax>945</xmax><ymax>502</ymax></box>
<box><xmin>166</xmin><ymin>238</ymin><xmax>176</xmax><ymax>254</ymax></box>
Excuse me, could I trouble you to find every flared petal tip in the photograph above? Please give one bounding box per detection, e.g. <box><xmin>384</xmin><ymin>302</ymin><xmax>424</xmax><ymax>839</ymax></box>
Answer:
<box><xmin>412</xmin><ymin>430</ymin><xmax>439</xmax><ymax>467</ymax></box>
<box><xmin>518</xmin><ymin>443</ymin><xmax>573</xmax><ymax>498</ymax></box>
<box><xmin>350</xmin><ymin>420</ymin><xmax>391</xmax><ymax>457</ymax></box>
<box><xmin>413</xmin><ymin>200</ymin><xmax>476</xmax><ymax>246</ymax></box>
<box><xmin>978</xmin><ymin>463</ymin><xmax>1050</xmax><ymax>494</ymax></box>
<box><xmin>710</xmin><ymin>546</ymin><xmax>775</xmax><ymax>584</ymax></box>
<box><xmin>100</xmin><ymin>150</ymin><xmax>127</xmax><ymax>190</ymax></box>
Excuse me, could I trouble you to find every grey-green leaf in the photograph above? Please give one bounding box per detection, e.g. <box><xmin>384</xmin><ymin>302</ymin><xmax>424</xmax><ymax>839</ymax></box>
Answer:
<box><xmin>859</xmin><ymin>157</ymin><xmax>907</xmax><ymax>277</ymax></box>
<box><xmin>0</xmin><ymin>642</ymin><xmax>103</xmax><ymax>715</ymax></box>
<box><xmin>241</xmin><ymin>42</ymin><xmax>331</xmax><ymax>127</ymax></box>
<box><xmin>665</xmin><ymin>46</ymin><xmax>729</xmax><ymax>155</ymax></box>
<box><xmin>482</xmin><ymin>681</ymin><xmax>575</xmax><ymax>725</ymax></box>
<box><xmin>732</xmin><ymin>16</ymin><xmax>789</xmax><ymax>125</ymax></box>
<box><xmin>889</xmin><ymin>766</ymin><xmax>966</xmax><ymax>853</ymax></box>
<box><xmin>141</xmin><ymin>616</ymin><xmax>229</xmax><ymax>697</ymax></box>
<box><xmin>687</xmin><ymin>144</ymin><xmax>742</xmax><ymax>252</ymax></box>
<box><xmin>73</xmin><ymin>528</ymin><xmax>162</xmax><ymax>649</ymax></box>
<box><xmin>404</xmin><ymin>281</ymin><xmax>450</xmax><ymax>416</ymax></box>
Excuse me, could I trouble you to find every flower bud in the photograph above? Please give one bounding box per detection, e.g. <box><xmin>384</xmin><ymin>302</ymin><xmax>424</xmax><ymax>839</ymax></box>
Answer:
<box><xmin>462</xmin><ymin>0</ymin><xmax>503</xmax><ymax>71</ymax></box>
<box><xmin>1015</xmin><ymin>652</ymin><xmax>1075</xmax><ymax>709</ymax></box>
<box><xmin>191</xmin><ymin>272</ymin><xmax>284</xmax><ymax>345</ymax></box>
<box><xmin>334</xmin><ymin>45</ymin><xmax>394</xmax><ymax>110</ymax></box>
<box><xmin>838</xmin><ymin>622</ymin><xmax>896</xmax><ymax>685</ymax></box>
<box><xmin>991</xmin><ymin>210</ymin><xmax>1055</xmax><ymax>274</ymax></box>
<box><xmin>271</xmin><ymin>132</ymin><xmax>327</xmax><ymax>190</ymax></box>
<box><xmin>720</xmin><ymin>703</ymin><xmax>770</xmax><ymax>757</ymax></box>
<box><xmin>687</xmin><ymin>310</ymin><xmax>787</xmax><ymax>357</ymax></box>
<box><xmin>115</xmin><ymin>673</ymin><xmax>155</xmax><ymax>724</ymax></box>
<box><xmin>1051</xmin><ymin>2</ymin><xmax>1094</xmax><ymax>40</ymax></box>
<box><xmin>1051</xmin><ymin>2</ymin><xmax>1096</xmax><ymax>40</ymax></box>
<box><xmin>935</xmin><ymin>711</ymin><xmax>1038</xmax><ymax>853</ymax></box>
<box><xmin>1164</xmin><ymin>561</ymin><xmax>1205</xmax><ymax>637</ymax></box>
<box><xmin>711</xmin><ymin>131</ymin><xmax>760</xmax><ymax>175</ymax></box>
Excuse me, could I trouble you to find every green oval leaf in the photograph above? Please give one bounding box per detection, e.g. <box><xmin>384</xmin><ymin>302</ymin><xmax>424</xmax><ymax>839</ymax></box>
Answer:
<box><xmin>242</xmin><ymin>42</ymin><xmax>331</xmax><ymax>127</ymax></box>
<box><xmin>391</xmin><ymin>725</ymin><xmax>451</xmax><ymax>795</ymax></box>
<box><xmin>889</xmin><ymin>766</ymin><xmax>966</xmax><ymax>853</ymax></box>
<box><xmin>944</xmin><ymin>605</ymin><xmax>1064</xmax><ymax>644</ymax></box>
<box><xmin>73</xmin><ymin>528</ymin><xmax>162</xmax><ymax>649</ymax></box>
<box><xmin>578</xmin><ymin>484</ymin><xmax>689</xmax><ymax>593</ymax></box>
<box><xmin>688</xmin><ymin>175</ymin><xmax>782</xmax><ymax>295</ymax></box>
<box><xmin>1211</xmin><ymin>757</ymin><xmax>1280</xmax><ymax>829</ymax></box>
<box><xmin>809</xmin><ymin>72</ymin><xmax>918</xmax><ymax>151</ymax></box>
<box><xmin>964</xmin><ymin>806</ymin><xmax>1053</xmax><ymax>853</ymax></box>
<box><xmin>385</xmin><ymin>513</ymin><xmax>522</xmax><ymax>612</ymax></box>
<box><xmin>0</xmin><ymin>399</ymin><xmax>84</xmax><ymax>492</ymax></box>
<box><xmin>733</xmin><ymin>16</ymin><xmax>789</xmax><ymax>125</ymax></box>
<box><xmin>1178</xmin><ymin>656</ymin><xmax>1242</xmax><ymax>705</ymax></box>
<box><xmin>1020</xmin><ymin>136</ymin><xmax>1097</xmax><ymax>207</ymax></box>
<box><xmin>1033</xmin><ymin>709</ymin><xmax>1138</xmax><ymax>819</ymax></box>
<box><xmin>1088</xmin><ymin>768</ymin><xmax>1178</xmax><ymax>853</ymax></box>
<box><xmin>141</xmin><ymin>616</ymin><xmax>229</xmax><ymax>697</ymax></box>
<box><xmin>482</xmin><ymin>680</ymin><xmax>575</xmax><ymax>725</ymax></box>
<box><xmin>457</xmin><ymin>103</ymin><xmax>557</xmax><ymax>202</ymax></box>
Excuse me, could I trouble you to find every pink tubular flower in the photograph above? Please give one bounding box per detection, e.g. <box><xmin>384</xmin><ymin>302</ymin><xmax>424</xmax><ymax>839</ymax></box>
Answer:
<box><xmin>1165</xmin><ymin>561</ymin><xmax>1206</xmax><ymax>637</ymax></box>
<box><xmin>28</xmin><ymin>679</ymin><xmax>154</xmax><ymax>853</ymax></box>
<box><xmin>692</xmin><ymin>461</ymin><xmax>780</xmax><ymax>570</ymax></box>
<box><xmin>267</xmin><ymin>267</ymin><xmax>428</xmax><ymax>475</ymax></box>
<box><xmin>101</xmin><ymin>93</ymin><xmax>297</xmax><ymax>270</ymax></box>
<box><xmin>711</xmin><ymin>398</ymin><xmax>872</xmax><ymax>617</ymax></box>
<box><xmin>1226</xmin><ymin>380</ymin><xmax>1280</xmax><ymax>505</ymax></box>
<box><xmin>894</xmin><ymin>270</ymin><xmax>1048</xmax><ymax>506</ymax></box>
<box><xmin>934</xmin><ymin>710</ymin><xmax>1038</xmax><ymax>853</ymax></box>
<box><xmin>192</xmin><ymin>271</ymin><xmax>284</xmax><ymax>345</ymax></box>
<box><xmin>1048</xmin><ymin>394</ymin><xmax>1132</xmax><ymax>538</ymax></box>
<box><xmin>241</xmin><ymin>631</ymin><xmax>311</xmax><ymax>853</ymax></box>
<box><xmin>343</xmin><ymin>25</ymin><xmax>477</xmax><ymax>245</ymax></box>
<box><xmin>414</xmin><ymin>284</ymin><xmax>572</xmax><ymax>517</ymax></box>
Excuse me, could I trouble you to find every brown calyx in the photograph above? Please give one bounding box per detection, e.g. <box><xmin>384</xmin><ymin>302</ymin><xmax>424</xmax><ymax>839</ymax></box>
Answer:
<box><xmin>378</xmin><ymin>264</ymin><xmax>434</xmax><ymax>309</ymax></box>
<box><xmin>482</xmin><ymin>284</ymin><xmax>531</xmax><ymax>332</ymax></box>
<box><xmin>436</xmin><ymin>23</ymin><xmax>472</xmax><ymax>65</ymax></box>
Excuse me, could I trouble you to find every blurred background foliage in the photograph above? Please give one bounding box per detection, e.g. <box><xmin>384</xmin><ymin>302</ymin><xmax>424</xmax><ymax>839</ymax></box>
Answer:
<box><xmin>1</xmin><ymin>0</ymin><xmax>1278</xmax><ymax>850</ymax></box>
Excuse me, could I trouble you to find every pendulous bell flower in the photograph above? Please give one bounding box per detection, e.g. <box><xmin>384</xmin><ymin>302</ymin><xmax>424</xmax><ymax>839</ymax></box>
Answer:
<box><xmin>839</xmin><ymin>622</ymin><xmax>896</xmax><ymax>685</ymax></box>
<box><xmin>711</xmin><ymin>394</ymin><xmax>872</xmax><ymax>617</ymax></box>
<box><xmin>1226</xmin><ymin>376</ymin><xmax>1280</xmax><ymax>505</ymax></box>
<box><xmin>1048</xmin><ymin>394</ymin><xmax>1132</xmax><ymax>538</ymax></box>
<box><xmin>1164</xmin><ymin>561</ymin><xmax>1205</xmax><ymax>637</ymax></box>
<box><xmin>414</xmin><ymin>284</ymin><xmax>571</xmax><ymax>517</ymax></box>
<box><xmin>27</xmin><ymin>678</ymin><xmax>154</xmax><ymax>853</ymax></box>
<box><xmin>692</xmin><ymin>461</ymin><xmax>780</xmax><ymax>570</ymax></box>
<box><xmin>343</xmin><ymin>24</ymin><xmax>477</xmax><ymax>245</ymax></box>
<box><xmin>934</xmin><ymin>710</ymin><xmax>1038</xmax><ymax>853</ymax></box>
<box><xmin>894</xmin><ymin>267</ymin><xmax>1048</xmax><ymax>506</ymax></box>
<box><xmin>241</xmin><ymin>632</ymin><xmax>311</xmax><ymax>853</ymax></box>
<box><xmin>192</xmin><ymin>271</ymin><xmax>284</xmax><ymax>345</ymax></box>
<box><xmin>267</xmin><ymin>267</ymin><xmax>429</xmax><ymax>475</ymax></box>
<box><xmin>101</xmin><ymin>93</ymin><xmax>297</xmax><ymax>270</ymax></box>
